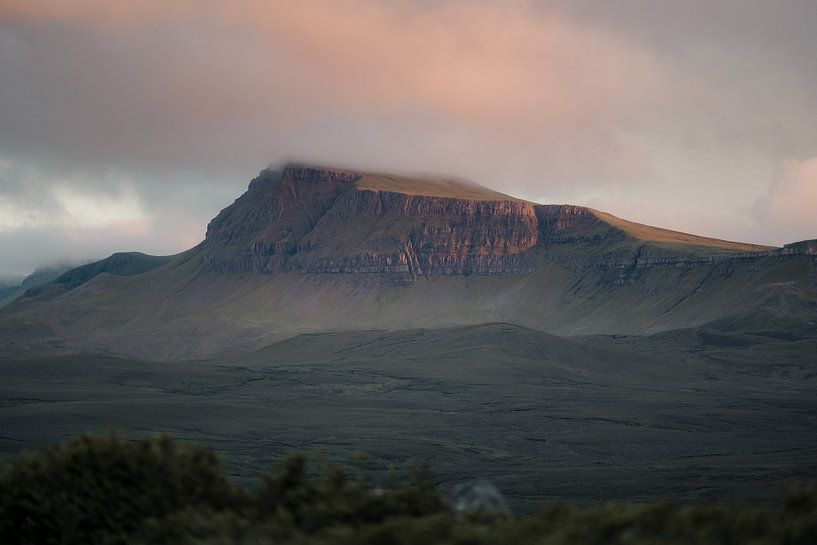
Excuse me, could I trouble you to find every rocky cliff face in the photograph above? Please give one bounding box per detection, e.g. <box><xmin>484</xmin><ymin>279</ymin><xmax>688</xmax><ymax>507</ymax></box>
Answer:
<box><xmin>202</xmin><ymin>165</ymin><xmax>557</xmax><ymax>277</ymax></box>
<box><xmin>201</xmin><ymin>165</ymin><xmax>797</xmax><ymax>281</ymax></box>
<box><xmin>784</xmin><ymin>239</ymin><xmax>817</xmax><ymax>255</ymax></box>
<box><xmin>293</xmin><ymin>188</ymin><xmax>542</xmax><ymax>277</ymax></box>
<box><xmin>202</xmin><ymin>167</ymin><xmax>361</xmax><ymax>273</ymax></box>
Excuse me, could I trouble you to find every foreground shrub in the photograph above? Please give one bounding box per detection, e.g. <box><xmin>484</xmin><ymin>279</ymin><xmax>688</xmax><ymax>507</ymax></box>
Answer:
<box><xmin>1</xmin><ymin>432</ymin><xmax>816</xmax><ymax>545</ymax></box>
<box><xmin>139</xmin><ymin>453</ymin><xmax>447</xmax><ymax>544</ymax></box>
<box><xmin>0</xmin><ymin>432</ymin><xmax>240</xmax><ymax>545</ymax></box>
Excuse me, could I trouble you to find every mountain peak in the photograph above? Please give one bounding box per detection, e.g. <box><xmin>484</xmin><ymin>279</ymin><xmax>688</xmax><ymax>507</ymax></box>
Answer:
<box><xmin>246</xmin><ymin>164</ymin><xmax>360</xmax><ymax>191</ymax></box>
<box><xmin>200</xmin><ymin>164</ymin><xmax>784</xmax><ymax>278</ymax></box>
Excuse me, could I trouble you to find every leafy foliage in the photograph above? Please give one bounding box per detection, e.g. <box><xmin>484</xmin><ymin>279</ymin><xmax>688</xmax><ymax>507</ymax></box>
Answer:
<box><xmin>1</xmin><ymin>433</ymin><xmax>816</xmax><ymax>545</ymax></box>
<box><xmin>0</xmin><ymin>432</ymin><xmax>241</xmax><ymax>545</ymax></box>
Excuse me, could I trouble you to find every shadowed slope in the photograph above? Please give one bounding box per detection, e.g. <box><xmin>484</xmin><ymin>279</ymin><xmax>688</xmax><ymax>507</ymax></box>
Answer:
<box><xmin>4</xmin><ymin>252</ymin><xmax>174</xmax><ymax>311</ymax></box>
<box><xmin>0</xmin><ymin>264</ymin><xmax>78</xmax><ymax>309</ymax></box>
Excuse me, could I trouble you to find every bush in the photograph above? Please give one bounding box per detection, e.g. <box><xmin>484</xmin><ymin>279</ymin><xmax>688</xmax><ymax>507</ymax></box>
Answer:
<box><xmin>1</xmin><ymin>432</ymin><xmax>816</xmax><ymax>545</ymax></box>
<box><xmin>0</xmin><ymin>431</ymin><xmax>241</xmax><ymax>545</ymax></box>
<box><xmin>139</xmin><ymin>452</ymin><xmax>447</xmax><ymax>544</ymax></box>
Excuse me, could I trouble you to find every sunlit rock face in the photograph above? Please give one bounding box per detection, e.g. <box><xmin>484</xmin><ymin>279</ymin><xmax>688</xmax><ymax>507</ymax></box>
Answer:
<box><xmin>201</xmin><ymin>166</ymin><xmax>360</xmax><ymax>274</ymax></box>
<box><xmin>201</xmin><ymin>165</ymin><xmax>549</xmax><ymax>277</ymax></box>
<box><xmin>200</xmin><ymin>164</ymin><xmax>805</xmax><ymax>281</ymax></box>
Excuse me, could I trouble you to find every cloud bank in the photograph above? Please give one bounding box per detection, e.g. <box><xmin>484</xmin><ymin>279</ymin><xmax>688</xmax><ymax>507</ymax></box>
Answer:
<box><xmin>0</xmin><ymin>0</ymin><xmax>815</xmax><ymax>275</ymax></box>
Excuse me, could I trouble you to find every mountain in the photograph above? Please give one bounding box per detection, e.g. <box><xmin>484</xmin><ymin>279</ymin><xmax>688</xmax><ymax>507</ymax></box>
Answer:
<box><xmin>200</xmin><ymin>166</ymin><xmax>771</xmax><ymax>277</ymax></box>
<box><xmin>0</xmin><ymin>263</ymin><xmax>78</xmax><ymax>309</ymax></box>
<box><xmin>1</xmin><ymin>164</ymin><xmax>815</xmax><ymax>360</ymax></box>
<box><xmin>8</xmin><ymin>252</ymin><xmax>173</xmax><ymax>311</ymax></box>
<box><xmin>0</xmin><ymin>278</ymin><xmax>22</xmax><ymax>305</ymax></box>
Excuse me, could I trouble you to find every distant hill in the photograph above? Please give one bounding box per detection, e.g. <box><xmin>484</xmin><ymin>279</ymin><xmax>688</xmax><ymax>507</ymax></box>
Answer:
<box><xmin>0</xmin><ymin>277</ymin><xmax>22</xmax><ymax>303</ymax></box>
<box><xmin>0</xmin><ymin>264</ymin><xmax>78</xmax><ymax>309</ymax></box>
<box><xmin>8</xmin><ymin>252</ymin><xmax>174</xmax><ymax>310</ymax></box>
<box><xmin>0</xmin><ymin>164</ymin><xmax>814</xmax><ymax>360</ymax></box>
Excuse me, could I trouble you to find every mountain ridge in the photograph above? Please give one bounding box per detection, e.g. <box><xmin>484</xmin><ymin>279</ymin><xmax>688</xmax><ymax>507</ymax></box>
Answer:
<box><xmin>199</xmin><ymin>164</ymin><xmax>780</xmax><ymax>279</ymax></box>
<box><xmin>0</xmin><ymin>164</ymin><xmax>814</xmax><ymax>360</ymax></box>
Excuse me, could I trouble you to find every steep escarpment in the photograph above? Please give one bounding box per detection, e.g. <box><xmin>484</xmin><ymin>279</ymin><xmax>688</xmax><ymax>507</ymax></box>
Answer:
<box><xmin>201</xmin><ymin>167</ymin><xmax>360</xmax><ymax>273</ymax></box>
<box><xmin>200</xmin><ymin>165</ymin><xmax>783</xmax><ymax>280</ymax></box>
<box><xmin>293</xmin><ymin>189</ymin><xmax>540</xmax><ymax>276</ymax></box>
<box><xmin>201</xmin><ymin>165</ymin><xmax>545</xmax><ymax>277</ymax></box>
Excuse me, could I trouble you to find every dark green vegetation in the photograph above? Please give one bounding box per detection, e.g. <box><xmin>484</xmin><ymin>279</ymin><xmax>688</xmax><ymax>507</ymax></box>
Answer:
<box><xmin>2</xmin><ymin>433</ymin><xmax>816</xmax><ymax>545</ymax></box>
<box><xmin>2</xmin><ymin>323</ymin><xmax>815</xmax><ymax>512</ymax></box>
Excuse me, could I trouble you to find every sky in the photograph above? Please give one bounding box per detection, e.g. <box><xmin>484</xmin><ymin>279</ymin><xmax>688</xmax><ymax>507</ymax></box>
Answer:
<box><xmin>1</xmin><ymin>0</ymin><xmax>816</xmax><ymax>278</ymax></box>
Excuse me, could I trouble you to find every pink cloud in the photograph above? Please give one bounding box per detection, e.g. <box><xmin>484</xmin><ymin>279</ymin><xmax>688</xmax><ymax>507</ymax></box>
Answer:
<box><xmin>0</xmin><ymin>0</ymin><xmax>665</xmax><ymax>180</ymax></box>
<box><xmin>219</xmin><ymin>1</ymin><xmax>664</xmax><ymax>132</ymax></box>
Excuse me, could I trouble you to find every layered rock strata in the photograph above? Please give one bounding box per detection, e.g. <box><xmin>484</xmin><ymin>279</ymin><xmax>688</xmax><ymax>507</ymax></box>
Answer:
<box><xmin>201</xmin><ymin>165</ymin><xmax>800</xmax><ymax>281</ymax></box>
<box><xmin>202</xmin><ymin>166</ymin><xmax>548</xmax><ymax>277</ymax></box>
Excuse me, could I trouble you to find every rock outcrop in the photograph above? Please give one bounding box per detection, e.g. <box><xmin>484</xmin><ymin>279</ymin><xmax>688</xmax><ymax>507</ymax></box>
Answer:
<box><xmin>784</xmin><ymin>239</ymin><xmax>817</xmax><ymax>255</ymax></box>
<box><xmin>201</xmin><ymin>165</ymin><xmax>546</xmax><ymax>277</ymax></box>
<box><xmin>202</xmin><ymin>167</ymin><xmax>360</xmax><ymax>273</ymax></box>
<box><xmin>200</xmin><ymin>164</ymin><xmax>788</xmax><ymax>281</ymax></box>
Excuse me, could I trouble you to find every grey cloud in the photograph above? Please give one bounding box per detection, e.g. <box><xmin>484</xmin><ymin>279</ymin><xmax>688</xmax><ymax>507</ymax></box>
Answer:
<box><xmin>0</xmin><ymin>1</ymin><xmax>816</xmax><ymax>276</ymax></box>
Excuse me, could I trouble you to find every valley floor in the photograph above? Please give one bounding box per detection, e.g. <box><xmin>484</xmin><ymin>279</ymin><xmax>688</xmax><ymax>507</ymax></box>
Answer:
<box><xmin>1</xmin><ymin>323</ymin><xmax>815</xmax><ymax>512</ymax></box>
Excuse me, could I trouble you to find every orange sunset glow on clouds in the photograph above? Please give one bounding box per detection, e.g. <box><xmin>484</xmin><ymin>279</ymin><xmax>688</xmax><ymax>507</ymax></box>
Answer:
<box><xmin>0</xmin><ymin>0</ymin><xmax>815</xmax><ymax>276</ymax></box>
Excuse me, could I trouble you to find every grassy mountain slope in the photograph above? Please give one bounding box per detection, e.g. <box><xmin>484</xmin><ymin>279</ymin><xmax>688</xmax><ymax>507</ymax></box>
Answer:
<box><xmin>590</xmin><ymin>209</ymin><xmax>773</xmax><ymax>253</ymax></box>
